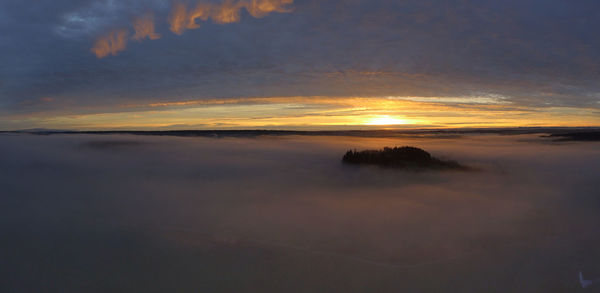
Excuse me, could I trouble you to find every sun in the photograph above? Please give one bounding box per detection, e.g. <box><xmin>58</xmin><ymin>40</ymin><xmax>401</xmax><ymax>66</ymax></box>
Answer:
<box><xmin>364</xmin><ymin>115</ymin><xmax>409</xmax><ymax>125</ymax></box>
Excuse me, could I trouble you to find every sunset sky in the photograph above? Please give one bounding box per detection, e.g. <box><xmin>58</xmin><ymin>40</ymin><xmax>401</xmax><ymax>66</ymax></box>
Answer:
<box><xmin>1</xmin><ymin>0</ymin><xmax>599</xmax><ymax>130</ymax></box>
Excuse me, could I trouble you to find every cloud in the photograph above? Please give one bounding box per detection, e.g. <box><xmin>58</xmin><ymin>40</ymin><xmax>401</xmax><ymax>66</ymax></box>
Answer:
<box><xmin>91</xmin><ymin>29</ymin><xmax>129</xmax><ymax>58</ymax></box>
<box><xmin>244</xmin><ymin>0</ymin><xmax>293</xmax><ymax>18</ymax></box>
<box><xmin>132</xmin><ymin>13</ymin><xmax>161</xmax><ymax>41</ymax></box>
<box><xmin>168</xmin><ymin>2</ymin><xmax>189</xmax><ymax>35</ymax></box>
<box><xmin>209</xmin><ymin>0</ymin><xmax>245</xmax><ymax>24</ymax></box>
<box><xmin>186</xmin><ymin>2</ymin><xmax>212</xmax><ymax>29</ymax></box>
<box><xmin>93</xmin><ymin>0</ymin><xmax>294</xmax><ymax>55</ymax></box>
<box><xmin>170</xmin><ymin>0</ymin><xmax>294</xmax><ymax>30</ymax></box>
<box><xmin>1</xmin><ymin>0</ymin><xmax>600</xmax><ymax>127</ymax></box>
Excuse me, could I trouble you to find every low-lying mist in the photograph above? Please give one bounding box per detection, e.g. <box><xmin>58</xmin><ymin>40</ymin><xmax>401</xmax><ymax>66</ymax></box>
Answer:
<box><xmin>1</xmin><ymin>133</ymin><xmax>599</xmax><ymax>292</ymax></box>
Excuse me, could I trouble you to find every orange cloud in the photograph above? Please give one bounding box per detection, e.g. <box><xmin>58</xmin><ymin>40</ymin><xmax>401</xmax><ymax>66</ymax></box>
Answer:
<box><xmin>211</xmin><ymin>0</ymin><xmax>245</xmax><ymax>24</ymax></box>
<box><xmin>169</xmin><ymin>2</ymin><xmax>188</xmax><ymax>35</ymax></box>
<box><xmin>243</xmin><ymin>0</ymin><xmax>294</xmax><ymax>18</ymax></box>
<box><xmin>168</xmin><ymin>0</ymin><xmax>294</xmax><ymax>34</ymax></box>
<box><xmin>91</xmin><ymin>29</ymin><xmax>129</xmax><ymax>58</ymax></box>
<box><xmin>93</xmin><ymin>0</ymin><xmax>294</xmax><ymax>57</ymax></box>
<box><xmin>132</xmin><ymin>13</ymin><xmax>161</xmax><ymax>41</ymax></box>
<box><xmin>187</xmin><ymin>3</ymin><xmax>212</xmax><ymax>29</ymax></box>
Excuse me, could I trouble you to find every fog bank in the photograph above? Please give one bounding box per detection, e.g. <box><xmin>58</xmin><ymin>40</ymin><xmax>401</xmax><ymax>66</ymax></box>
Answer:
<box><xmin>1</xmin><ymin>133</ymin><xmax>599</xmax><ymax>292</ymax></box>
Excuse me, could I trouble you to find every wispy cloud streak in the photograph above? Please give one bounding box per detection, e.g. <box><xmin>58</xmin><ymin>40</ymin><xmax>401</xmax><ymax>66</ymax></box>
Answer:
<box><xmin>132</xmin><ymin>13</ymin><xmax>161</xmax><ymax>41</ymax></box>
<box><xmin>91</xmin><ymin>29</ymin><xmax>129</xmax><ymax>58</ymax></box>
<box><xmin>169</xmin><ymin>0</ymin><xmax>293</xmax><ymax>34</ymax></box>
<box><xmin>93</xmin><ymin>0</ymin><xmax>294</xmax><ymax>57</ymax></box>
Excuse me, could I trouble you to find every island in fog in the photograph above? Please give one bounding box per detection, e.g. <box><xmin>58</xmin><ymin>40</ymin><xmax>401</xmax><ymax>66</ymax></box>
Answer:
<box><xmin>2</xmin><ymin>129</ymin><xmax>600</xmax><ymax>292</ymax></box>
<box><xmin>342</xmin><ymin>146</ymin><xmax>467</xmax><ymax>170</ymax></box>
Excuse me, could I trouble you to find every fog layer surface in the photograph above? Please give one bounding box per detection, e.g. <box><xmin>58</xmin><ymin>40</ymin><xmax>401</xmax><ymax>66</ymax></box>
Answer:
<box><xmin>1</xmin><ymin>133</ymin><xmax>600</xmax><ymax>292</ymax></box>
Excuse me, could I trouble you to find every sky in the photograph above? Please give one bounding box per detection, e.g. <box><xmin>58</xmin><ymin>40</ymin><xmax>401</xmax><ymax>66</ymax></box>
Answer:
<box><xmin>1</xmin><ymin>0</ymin><xmax>599</xmax><ymax>130</ymax></box>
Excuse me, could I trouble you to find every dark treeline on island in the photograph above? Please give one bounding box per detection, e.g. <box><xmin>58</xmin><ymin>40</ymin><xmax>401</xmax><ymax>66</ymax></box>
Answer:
<box><xmin>342</xmin><ymin>146</ymin><xmax>468</xmax><ymax>170</ymax></box>
<box><xmin>549</xmin><ymin>131</ymin><xmax>600</xmax><ymax>141</ymax></box>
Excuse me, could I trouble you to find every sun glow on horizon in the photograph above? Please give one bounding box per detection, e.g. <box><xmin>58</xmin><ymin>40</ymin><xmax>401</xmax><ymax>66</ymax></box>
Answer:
<box><xmin>3</xmin><ymin>96</ymin><xmax>600</xmax><ymax>131</ymax></box>
<box><xmin>364</xmin><ymin>115</ymin><xmax>411</xmax><ymax>126</ymax></box>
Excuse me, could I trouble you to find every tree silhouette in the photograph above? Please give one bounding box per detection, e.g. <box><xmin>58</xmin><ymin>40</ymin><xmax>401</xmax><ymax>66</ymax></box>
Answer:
<box><xmin>342</xmin><ymin>146</ymin><xmax>466</xmax><ymax>170</ymax></box>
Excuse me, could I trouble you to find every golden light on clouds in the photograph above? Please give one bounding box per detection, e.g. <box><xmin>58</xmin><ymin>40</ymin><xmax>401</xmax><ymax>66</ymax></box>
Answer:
<box><xmin>210</xmin><ymin>0</ymin><xmax>244</xmax><ymax>24</ymax></box>
<box><xmin>7</xmin><ymin>96</ymin><xmax>599</xmax><ymax>131</ymax></box>
<box><xmin>168</xmin><ymin>0</ymin><xmax>293</xmax><ymax>33</ymax></box>
<box><xmin>245</xmin><ymin>0</ymin><xmax>294</xmax><ymax>18</ymax></box>
<box><xmin>187</xmin><ymin>3</ymin><xmax>212</xmax><ymax>29</ymax></box>
<box><xmin>94</xmin><ymin>0</ymin><xmax>294</xmax><ymax>57</ymax></box>
<box><xmin>168</xmin><ymin>2</ymin><xmax>189</xmax><ymax>35</ymax></box>
<box><xmin>91</xmin><ymin>29</ymin><xmax>128</xmax><ymax>58</ymax></box>
<box><xmin>132</xmin><ymin>13</ymin><xmax>161</xmax><ymax>41</ymax></box>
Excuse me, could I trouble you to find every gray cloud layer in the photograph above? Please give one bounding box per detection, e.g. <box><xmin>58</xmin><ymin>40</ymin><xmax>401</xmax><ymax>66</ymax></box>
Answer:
<box><xmin>1</xmin><ymin>0</ymin><xmax>600</xmax><ymax>115</ymax></box>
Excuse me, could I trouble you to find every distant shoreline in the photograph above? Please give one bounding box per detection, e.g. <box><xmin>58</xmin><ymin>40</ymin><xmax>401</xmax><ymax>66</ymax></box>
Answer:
<box><xmin>1</xmin><ymin>127</ymin><xmax>600</xmax><ymax>140</ymax></box>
